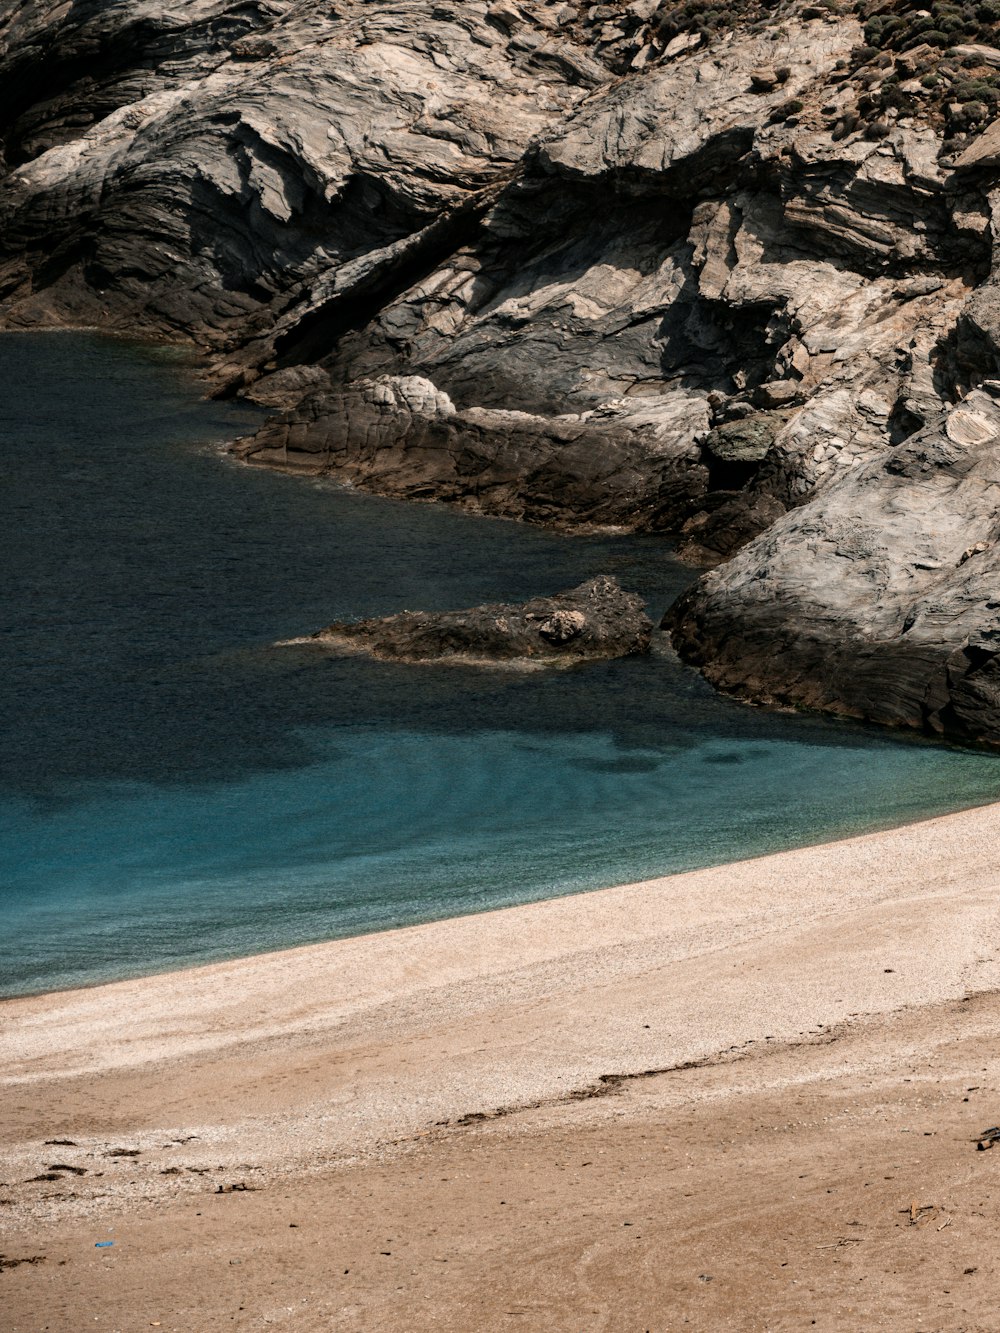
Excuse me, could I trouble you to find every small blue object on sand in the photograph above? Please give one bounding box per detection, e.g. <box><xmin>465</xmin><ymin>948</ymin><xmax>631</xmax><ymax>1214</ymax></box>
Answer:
<box><xmin>95</xmin><ymin>1241</ymin><xmax>114</xmax><ymax>1248</ymax></box>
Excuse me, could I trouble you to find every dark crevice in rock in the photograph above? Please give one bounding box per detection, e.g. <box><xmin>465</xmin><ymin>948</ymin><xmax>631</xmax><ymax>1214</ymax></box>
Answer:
<box><xmin>703</xmin><ymin>455</ymin><xmax>766</xmax><ymax>493</ymax></box>
<box><xmin>886</xmin><ymin>396</ymin><xmax>928</xmax><ymax>444</ymax></box>
<box><xmin>662</xmin><ymin>290</ymin><xmax>795</xmax><ymax>398</ymax></box>
<box><xmin>271</xmin><ymin>183</ymin><xmax>511</xmax><ymax>372</ymax></box>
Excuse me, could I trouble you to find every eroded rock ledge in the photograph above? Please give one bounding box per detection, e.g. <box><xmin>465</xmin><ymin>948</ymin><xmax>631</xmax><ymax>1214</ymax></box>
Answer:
<box><xmin>291</xmin><ymin>576</ymin><xmax>653</xmax><ymax>666</ymax></box>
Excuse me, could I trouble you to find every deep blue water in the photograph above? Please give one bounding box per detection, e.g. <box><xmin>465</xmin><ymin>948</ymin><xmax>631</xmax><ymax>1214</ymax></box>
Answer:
<box><xmin>3</xmin><ymin>332</ymin><xmax>1000</xmax><ymax>998</ymax></box>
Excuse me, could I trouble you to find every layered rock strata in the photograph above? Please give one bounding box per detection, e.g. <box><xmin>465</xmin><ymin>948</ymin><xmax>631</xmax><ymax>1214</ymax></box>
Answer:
<box><xmin>292</xmin><ymin>575</ymin><xmax>653</xmax><ymax>665</ymax></box>
<box><xmin>3</xmin><ymin>0</ymin><xmax>977</xmax><ymax>543</ymax></box>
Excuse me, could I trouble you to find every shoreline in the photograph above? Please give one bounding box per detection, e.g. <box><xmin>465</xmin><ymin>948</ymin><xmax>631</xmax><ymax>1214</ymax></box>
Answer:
<box><xmin>4</xmin><ymin>787</ymin><xmax>998</xmax><ymax>1009</ymax></box>
<box><xmin>5</xmin><ymin>794</ymin><xmax>1000</xmax><ymax>1091</ymax></box>
<box><xmin>6</xmin><ymin>799</ymin><xmax>1000</xmax><ymax>1327</ymax></box>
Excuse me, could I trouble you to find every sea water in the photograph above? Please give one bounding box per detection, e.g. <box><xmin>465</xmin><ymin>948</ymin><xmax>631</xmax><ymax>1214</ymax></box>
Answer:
<box><xmin>3</xmin><ymin>332</ymin><xmax>999</xmax><ymax>998</ymax></box>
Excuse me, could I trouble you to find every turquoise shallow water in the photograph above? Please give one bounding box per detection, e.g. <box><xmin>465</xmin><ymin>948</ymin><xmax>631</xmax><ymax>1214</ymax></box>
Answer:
<box><xmin>3</xmin><ymin>333</ymin><xmax>1000</xmax><ymax>998</ymax></box>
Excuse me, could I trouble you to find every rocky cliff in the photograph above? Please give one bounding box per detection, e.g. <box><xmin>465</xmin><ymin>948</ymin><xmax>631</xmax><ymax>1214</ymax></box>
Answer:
<box><xmin>5</xmin><ymin>0</ymin><xmax>1000</xmax><ymax>739</ymax></box>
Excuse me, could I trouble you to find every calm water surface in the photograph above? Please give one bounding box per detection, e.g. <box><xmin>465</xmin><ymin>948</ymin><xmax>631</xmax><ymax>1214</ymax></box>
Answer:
<box><xmin>3</xmin><ymin>333</ymin><xmax>999</xmax><ymax>997</ymax></box>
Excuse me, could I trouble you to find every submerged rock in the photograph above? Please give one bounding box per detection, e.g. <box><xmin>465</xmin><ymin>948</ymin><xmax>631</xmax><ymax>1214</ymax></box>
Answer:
<box><xmin>295</xmin><ymin>576</ymin><xmax>652</xmax><ymax>666</ymax></box>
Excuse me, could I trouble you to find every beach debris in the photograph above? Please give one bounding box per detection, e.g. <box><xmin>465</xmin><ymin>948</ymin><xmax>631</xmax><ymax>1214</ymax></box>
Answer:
<box><xmin>95</xmin><ymin>1241</ymin><xmax>114</xmax><ymax>1249</ymax></box>
<box><xmin>104</xmin><ymin>1148</ymin><xmax>141</xmax><ymax>1158</ymax></box>
<box><xmin>904</xmin><ymin>1201</ymin><xmax>937</xmax><ymax>1225</ymax></box>
<box><xmin>975</xmin><ymin>1126</ymin><xmax>1000</xmax><ymax>1150</ymax></box>
<box><xmin>0</xmin><ymin>1254</ymin><xmax>46</xmax><ymax>1271</ymax></box>
<box><xmin>48</xmin><ymin>1163</ymin><xmax>86</xmax><ymax>1175</ymax></box>
<box><xmin>215</xmin><ymin>1182</ymin><xmax>254</xmax><ymax>1193</ymax></box>
<box><xmin>816</xmin><ymin>1237</ymin><xmax>863</xmax><ymax>1249</ymax></box>
<box><xmin>25</xmin><ymin>1173</ymin><xmax>64</xmax><ymax>1182</ymax></box>
<box><xmin>44</xmin><ymin>1139</ymin><xmax>76</xmax><ymax>1147</ymax></box>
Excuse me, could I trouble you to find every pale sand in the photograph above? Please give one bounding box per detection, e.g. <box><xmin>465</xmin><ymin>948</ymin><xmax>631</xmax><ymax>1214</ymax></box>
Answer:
<box><xmin>5</xmin><ymin>803</ymin><xmax>1000</xmax><ymax>1329</ymax></box>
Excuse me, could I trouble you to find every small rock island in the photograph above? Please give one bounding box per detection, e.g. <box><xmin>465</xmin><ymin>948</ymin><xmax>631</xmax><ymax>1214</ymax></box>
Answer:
<box><xmin>293</xmin><ymin>576</ymin><xmax>652</xmax><ymax>666</ymax></box>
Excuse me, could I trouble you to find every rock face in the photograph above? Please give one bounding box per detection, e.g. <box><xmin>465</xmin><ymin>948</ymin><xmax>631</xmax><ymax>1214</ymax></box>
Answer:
<box><xmin>666</xmin><ymin>389</ymin><xmax>1000</xmax><ymax>742</ymax></box>
<box><xmin>0</xmin><ymin>0</ymin><xmax>974</xmax><ymax>542</ymax></box>
<box><xmin>297</xmin><ymin>576</ymin><xmax>653</xmax><ymax>665</ymax></box>
<box><xmin>7</xmin><ymin>1</ymin><xmax>1000</xmax><ymax>736</ymax></box>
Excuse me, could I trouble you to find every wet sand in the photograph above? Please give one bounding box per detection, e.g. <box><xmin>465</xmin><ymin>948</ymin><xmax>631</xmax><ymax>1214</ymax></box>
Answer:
<box><xmin>5</xmin><ymin>802</ymin><xmax>1000</xmax><ymax>1330</ymax></box>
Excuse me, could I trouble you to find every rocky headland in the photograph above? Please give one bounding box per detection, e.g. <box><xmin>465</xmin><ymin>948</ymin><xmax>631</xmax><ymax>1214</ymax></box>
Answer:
<box><xmin>5</xmin><ymin>0</ymin><xmax>1000</xmax><ymax>738</ymax></box>
<box><xmin>288</xmin><ymin>575</ymin><xmax>653</xmax><ymax>665</ymax></box>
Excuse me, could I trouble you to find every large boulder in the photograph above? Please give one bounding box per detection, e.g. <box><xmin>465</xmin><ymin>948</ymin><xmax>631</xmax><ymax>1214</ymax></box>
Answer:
<box><xmin>665</xmin><ymin>390</ymin><xmax>1000</xmax><ymax>744</ymax></box>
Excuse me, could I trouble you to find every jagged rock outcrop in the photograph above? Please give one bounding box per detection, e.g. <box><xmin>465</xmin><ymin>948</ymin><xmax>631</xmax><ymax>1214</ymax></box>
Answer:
<box><xmin>290</xmin><ymin>575</ymin><xmax>653</xmax><ymax>665</ymax></box>
<box><xmin>0</xmin><ymin>1</ymin><xmax>596</xmax><ymax>344</ymax></box>
<box><xmin>7</xmin><ymin>1</ymin><xmax>1000</xmax><ymax>737</ymax></box>
<box><xmin>666</xmin><ymin>388</ymin><xmax>1000</xmax><ymax>742</ymax></box>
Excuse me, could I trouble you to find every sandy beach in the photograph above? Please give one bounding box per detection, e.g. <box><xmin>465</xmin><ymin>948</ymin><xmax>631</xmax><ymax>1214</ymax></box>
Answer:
<box><xmin>5</xmin><ymin>802</ymin><xmax>1000</xmax><ymax>1330</ymax></box>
